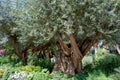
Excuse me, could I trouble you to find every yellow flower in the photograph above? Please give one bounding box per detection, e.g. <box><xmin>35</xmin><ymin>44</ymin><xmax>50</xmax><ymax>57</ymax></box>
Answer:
<box><xmin>0</xmin><ymin>69</ymin><xmax>4</xmax><ymax>76</ymax></box>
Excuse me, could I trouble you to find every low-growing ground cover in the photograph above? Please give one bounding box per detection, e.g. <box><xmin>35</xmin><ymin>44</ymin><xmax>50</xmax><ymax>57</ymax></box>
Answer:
<box><xmin>0</xmin><ymin>48</ymin><xmax>120</xmax><ymax>80</ymax></box>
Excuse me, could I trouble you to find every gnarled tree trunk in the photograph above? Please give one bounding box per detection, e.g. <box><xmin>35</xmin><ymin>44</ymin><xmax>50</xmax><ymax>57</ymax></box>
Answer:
<box><xmin>10</xmin><ymin>34</ymin><xmax>28</xmax><ymax>65</ymax></box>
<box><xmin>52</xmin><ymin>33</ymin><xmax>97</xmax><ymax>75</ymax></box>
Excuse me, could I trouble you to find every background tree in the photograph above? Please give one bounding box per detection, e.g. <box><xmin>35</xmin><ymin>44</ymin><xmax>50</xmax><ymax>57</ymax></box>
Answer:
<box><xmin>0</xmin><ymin>0</ymin><xmax>120</xmax><ymax>75</ymax></box>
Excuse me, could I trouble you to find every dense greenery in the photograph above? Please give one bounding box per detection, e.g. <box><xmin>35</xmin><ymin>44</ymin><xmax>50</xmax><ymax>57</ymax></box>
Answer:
<box><xmin>0</xmin><ymin>0</ymin><xmax>120</xmax><ymax>47</ymax></box>
<box><xmin>0</xmin><ymin>0</ymin><xmax>120</xmax><ymax>50</ymax></box>
<box><xmin>0</xmin><ymin>0</ymin><xmax>120</xmax><ymax>77</ymax></box>
<box><xmin>0</xmin><ymin>49</ymin><xmax>120</xmax><ymax>80</ymax></box>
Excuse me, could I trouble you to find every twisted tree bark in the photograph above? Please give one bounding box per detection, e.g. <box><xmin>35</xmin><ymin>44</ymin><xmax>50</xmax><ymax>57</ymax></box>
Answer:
<box><xmin>52</xmin><ymin>33</ymin><xmax>97</xmax><ymax>75</ymax></box>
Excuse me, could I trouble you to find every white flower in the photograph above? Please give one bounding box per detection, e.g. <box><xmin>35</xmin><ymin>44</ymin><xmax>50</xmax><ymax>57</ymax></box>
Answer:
<box><xmin>8</xmin><ymin>71</ymin><xmax>28</xmax><ymax>80</ymax></box>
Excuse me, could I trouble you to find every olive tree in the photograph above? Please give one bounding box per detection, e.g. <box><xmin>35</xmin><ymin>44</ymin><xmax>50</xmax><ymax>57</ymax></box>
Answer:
<box><xmin>0</xmin><ymin>0</ymin><xmax>120</xmax><ymax>74</ymax></box>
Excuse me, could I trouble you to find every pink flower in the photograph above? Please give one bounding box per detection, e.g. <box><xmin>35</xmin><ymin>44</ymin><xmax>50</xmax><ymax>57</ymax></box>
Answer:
<box><xmin>0</xmin><ymin>49</ymin><xmax>5</xmax><ymax>54</ymax></box>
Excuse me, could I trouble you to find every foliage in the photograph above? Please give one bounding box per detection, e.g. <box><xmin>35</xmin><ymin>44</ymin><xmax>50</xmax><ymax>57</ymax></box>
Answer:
<box><xmin>27</xmin><ymin>50</ymin><xmax>39</xmax><ymax>65</ymax></box>
<box><xmin>95</xmin><ymin>47</ymin><xmax>108</xmax><ymax>55</ymax></box>
<box><xmin>2</xmin><ymin>66</ymin><xmax>15</xmax><ymax>80</ymax></box>
<box><xmin>83</xmin><ymin>51</ymin><xmax>120</xmax><ymax>80</ymax></box>
<box><xmin>1</xmin><ymin>64</ymin><xmax>43</xmax><ymax>80</ymax></box>
<box><xmin>50</xmin><ymin>71</ymin><xmax>86</xmax><ymax>80</ymax></box>
<box><xmin>32</xmin><ymin>69</ymin><xmax>49</xmax><ymax>80</ymax></box>
<box><xmin>110</xmin><ymin>73</ymin><xmax>120</xmax><ymax>80</ymax></box>
<box><xmin>0</xmin><ymin>57</ymin><xmax>9</xmax><ymax>65</ymax></box>
<box><xmin>50</xmin><ymin>71</ymin><xmax>71</xmax><ymax>80</ymax></box>
<box><xmin>38</xmin><ymin>59</ymin><xmax>54</xmax><ymax>72</ymax></box>
<box><xmin>0</xmin><ymin>0</ymin><xmax>120</xmax><ymax>55</ymax></box>
<box><xmin>0</xmin><ymin>69</ymin><xmax>4</xmax><ymax>78</ymax></box>
<box><xmin>0</xmin><ymin>52</ymin><xmax>119</xmax><ymax>80</ymax></box>
<box><xmin>27</xmin><ymin>50</ymin><xmax>54</xmax><ymax>72</ymax></box>
<box><xmin>110</xmin><ymin>65</ymin><xmax>120</xmax><ymax>80</ymax></box>
<box><xmin>82</xmin><ymin>55</ymin><xmax>93</xmax><ymax>67</ymax></box>
<box><xmin>84</xmin><ymin>54</ymin><xmax>120</xmax><ymax>75</ymax></box>
<box><xmin>0</xmin><ymin>0</ymin><xmax>120</xmax><ymax>76</ymax></box>
<box><xmin>8</xmin><ymin>71</ymin><xmax>28</xmax><ymax>80</ymax></box>
<box><xmin>86</xmin><ymin>70</ymin><xmax>113</xmax><ymax>80</ymax></box>
<box><xmin>18</xmin><ymin>65</ymin><xmax>42</xmax><ymax>74</ymax></box>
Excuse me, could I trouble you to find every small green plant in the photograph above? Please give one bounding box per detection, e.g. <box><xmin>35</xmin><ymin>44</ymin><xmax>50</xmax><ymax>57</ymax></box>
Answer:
<box><xmin>2</xmin><ymin>67</ymin><xmax>15</xmax><ymax>80</ymax></box>
<box><xmin>86</xmin><ymin>70</ymin><xmax>113</xmax><ymax>80</ymax></box>
<box><xmin>73</xmin><ymin>74</ymin><xmax>86</xmax><ymax>80</ymax></box>
<box><xmin>50</xmin><ymin>71</ymin><xmax>86</xmax><ymax>80</ymax></box>
<box><xmin>110</xmin><ymin>73</ymin><xmax>120</xmax><ymax>80</ymax></box>
<box><xmin>8</xmin><ymin>71</ymin><xmax>28</xmax><ymax>80</ymax></box>
<box><xmin>0</xmin><ymin>57</ymin><xmax>9</xmax><ymax>64</ymax></box>
<box><xmin>18</xmin><ymin>65</ymin><xmax>42</xmax><ymax>74</ymax></box>
<box><xmin>32</xmin><ymin>69</ymin><xmax>50</xmax><ymax>80</ymax></box>
<box><xmin>0</xmin><ymin>69</ymin><xmax>4</xmax><ymax>78</ymax></box>
<box><xmin>38</xmin><ymin>59</ymin><xmax>54</xmax><ymax>72</ymax></box>
<box><xmin>27</xmin><ymin>50</ymin><xmax>39</xmax><ymax>66</ymax></box>
<box><xmin>110</xmin><ymin>67</ymin><xmax>120</xmax><ymax>80</ymax></box>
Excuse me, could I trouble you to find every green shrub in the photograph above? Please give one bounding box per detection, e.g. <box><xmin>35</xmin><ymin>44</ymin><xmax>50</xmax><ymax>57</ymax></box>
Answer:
<box><xmin>27</xmin><ymin>50</ymin><xmax>39</xmax><ymax>66</ymax></box>
<box><xmin>0</xmin><ymin>47</ymin><xmax>119</xmax><ymax>80</ymax></box>
<box><xmin>2</xmin><ymin>67</ymin><xmax>15</xmax><ymax>80</ymax></box>
<box><xmin>18</xmin><ymin>65</ymin><xmax>42</xmax><ymax>74</ymax></box>
<box><xmin>50</xmin><ymin>71</ymin><xmax>66</xmax><ymax>80</ymax></box>
<box><xmin>96</xmin><ymin>48</ymin><xmax>108</xmax><ymax>56</ymax></box>
<box><xmin>86</xmin><ymin>70</ymin><xmax>113</xmax><ymax>80</ymax></box>
<box><xmin>0</xmin><ymin>69</ymin><xmax>4</xmax><ymax>78</ymax></box>
<box><xmin>82</xmin><ymin>56</ymin><xmax>93</xmax><ymax>67</ymax></box>
<box><xmin>83</xmin><ymin>51</ymin><xmax>120</xmax><ymax>80</ymax></box>
<box><xmin>110</xmin><ymin>67</ymin><xmax>120</xmax><ymax>80</ymax></box>
<box><xmin>110</xmin><ymin>73</ymin><xmax>120</xmax><ymax>80</ymax></box>
<box><xmin>0</xmin><ymin>57</ymin><xmax>9</xmax><ymax>64</ymax></box>
<box><xmin>8</xmin><ymin>71</ymin><xmax>28</xmax><ymax>80</ymax></box>
<box><xmin>73</xmin><ymin>73</ymin><xmax>86</xmax><ymax>80</ymax></box>
<box><xmin>38</xmin><ymin>59</ymin><xmax>54</xmax><ymax>72</ymax></box>
<box><xmin>94</xmin><ymin>54</ymin><xmax>120</xmax><ymax>75</ymax></box>
<box><xmin>50</xmin><ymin>71</ymin><xmax>86</xmax><ymax>80</ymax></box>
<box><xmin>32</xmin><ymin>69</ymin><xmax>50</xmax><ymax>80</ymax></box>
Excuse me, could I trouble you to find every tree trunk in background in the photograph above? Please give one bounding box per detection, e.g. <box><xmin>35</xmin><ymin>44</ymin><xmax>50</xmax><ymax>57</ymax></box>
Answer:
<box><xmin>21</xmin><ymin>52</ymin><xmax>27</xmax><ymax>65</ymax></box>
<box><xmin>52</xmin><ymin>33</ymin><xmax>97</xmax><ymax>75</ymax></box>
<box><xmin>10</xmin><ymin>35</ymin><xmax>28</xmax><ymax>65</ymax></box>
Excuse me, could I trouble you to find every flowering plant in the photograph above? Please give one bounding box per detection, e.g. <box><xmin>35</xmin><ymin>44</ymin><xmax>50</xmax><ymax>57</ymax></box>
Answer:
<box><xmin>0</xmin><ymin>49</ymin><xmax>5</xmax><ymax>55</ymax></box>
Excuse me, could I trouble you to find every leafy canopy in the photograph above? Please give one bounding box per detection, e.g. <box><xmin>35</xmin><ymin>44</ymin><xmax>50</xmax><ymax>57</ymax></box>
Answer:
<box><xmin>0</xmin><ymin>0</ymin><xmax>120</xmax><ymax>48</ymax></box>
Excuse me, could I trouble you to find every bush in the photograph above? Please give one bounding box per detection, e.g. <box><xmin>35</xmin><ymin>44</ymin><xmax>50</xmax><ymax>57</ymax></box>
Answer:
<box><xmin>32</xmin><ymin>69</ymin><xmax>50</xmax><ymax>80</ymax></box>
<box><xmin>50</xmin><ymin>71</ymin><xmax>86</xmax><ymax>80</ymax></box>
<box><xmin>82</xmin><ymin>55</ymin><xmax>93</xmax><ymax>67</ymax></box>
<box><xmin>0</xmin><ymin>47</ymin><xmax>120</xmax><ymax>80</ymax></box>
<box><xmin>0</xmin><ymin>57</ymin><xmax>9</xmax><ymax>64</ymax></box>
<box><xmin>38</xmin><ymin>59</ymin><xmax>54</xmax><ymax>72</ymax></box>
<box><xmin>50</xmin><ymin>71</ymin><xmax>69</xmax><ymax>80</ymax></box>
<box><xmin>2</xmin><ymin>67</ymin><xmax>15</xmax><ymax>80</ymax></box>
<box><xmin>110</xmin><ymin>67</ymin><xmax>120</xmax><ymax>80</ymax></box>
<box><xmin>86</xmin><ymin>70</ymin><xmax>113</xmax><ymax>80</ymax></box>
<box><xmin>94</xmin><ymin>54</ymin><xmax>120</xmax><ymax>75</ymax></box>
<box><xmin>21</xmin><ymin>69</ymin><xmax>50</xmax><ymax>80</ymax></box>
<box><xmin>8</xmin><ymin>71</ymin><xmax>28</xmax><ymax>80</ymax></box>
<box><xmin>18</xmin><ymin>65</ymin><xmax>42</xmax><ymax>74</ymax></box>
<box><xmin>72</xmin><ymin>73</ymin><xmax>86</xmax><ymax>80</ymax></box>
<box><xmin>0</xmin><ymin>69</ymin><xmax>4</xmax><ymax>78</ymax></box>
